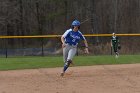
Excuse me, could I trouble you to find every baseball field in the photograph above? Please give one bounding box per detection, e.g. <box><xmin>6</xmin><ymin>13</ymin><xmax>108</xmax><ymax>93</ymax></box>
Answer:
<box><xmin>0</xmin><ymin>55</ymin><xmax>140</xmax><ymax>93</ymax></box>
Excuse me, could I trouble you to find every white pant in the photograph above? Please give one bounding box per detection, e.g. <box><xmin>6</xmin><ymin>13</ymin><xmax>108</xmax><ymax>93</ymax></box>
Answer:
<box><xmin>63</xmin><ymin>44</ymin><xmax>77</xmax><ymax>63</ymax></box>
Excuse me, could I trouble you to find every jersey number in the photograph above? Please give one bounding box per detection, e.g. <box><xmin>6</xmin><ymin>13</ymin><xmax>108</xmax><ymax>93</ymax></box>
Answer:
<box><xmin>72</xmin><ymin>39</ymin><xmax>76</xmax><ymax>42</ymax></box>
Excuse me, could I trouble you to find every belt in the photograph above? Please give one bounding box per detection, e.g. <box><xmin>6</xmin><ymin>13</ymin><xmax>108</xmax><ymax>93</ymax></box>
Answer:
<box><xmin>65</xmin><ymin>43</ymin><xmax>77</xmax><ymax>46</ymax></box>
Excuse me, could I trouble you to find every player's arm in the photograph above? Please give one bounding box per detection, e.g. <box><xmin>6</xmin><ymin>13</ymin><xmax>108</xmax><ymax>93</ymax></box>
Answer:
<box><xmin>83</xmin><ymin>39</ymin><xmax>89</xmax><ymax>54</ymax></box>
<box><xmin>79</xmin><ymin>32</ymin><xmax>89</xmax><ymax>54</ymax></box>
<box><xmin>61</xmin><ymin>29</ymin><xmax>70</xmax><ymax>48</ymax></box>
<box><xmin>61</xmin><ymin>36</ymin><xmax>65</xmax><ymax>44</ymax></box>
<box><xmin>61</xmin><ymin>36</ymin><xmax>66</xmax><ymax>48</ymax></box>
<box><xmin>83</xmin><ymin>39</ymin><xmax>88</xmax><ymax>48</ymax></box>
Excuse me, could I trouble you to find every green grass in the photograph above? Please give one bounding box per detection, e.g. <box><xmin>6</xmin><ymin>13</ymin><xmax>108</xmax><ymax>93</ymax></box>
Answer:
<box><xmin>0</xmin><ymin>55</ymin><xmax>140</xmax><ymax>71</ymax></box>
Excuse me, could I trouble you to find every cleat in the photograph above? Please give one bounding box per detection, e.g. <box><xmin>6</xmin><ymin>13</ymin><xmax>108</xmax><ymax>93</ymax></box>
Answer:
<box><xmin>115</xmin><ymin>55</ymin><xmax>119</xmax><ymax>58</ymax></box>
<box><xmin>115</xmin><ymin>52</ymin><xmax>119</xmax><ymax>58</ymax></box>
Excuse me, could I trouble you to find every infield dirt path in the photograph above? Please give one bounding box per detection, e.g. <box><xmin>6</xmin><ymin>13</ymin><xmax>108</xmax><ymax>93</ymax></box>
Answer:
<box><xmin>0</xmin><ymin>64</ymin><xmax>140</xmax><ymax>93</ymax></box>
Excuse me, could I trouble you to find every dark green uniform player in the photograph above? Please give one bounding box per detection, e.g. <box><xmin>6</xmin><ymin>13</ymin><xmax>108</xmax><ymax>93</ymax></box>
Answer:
<box><xmin>111</xmin><ymin>33</ymin><xmax>119</xmax><ymax>58</ymax></box>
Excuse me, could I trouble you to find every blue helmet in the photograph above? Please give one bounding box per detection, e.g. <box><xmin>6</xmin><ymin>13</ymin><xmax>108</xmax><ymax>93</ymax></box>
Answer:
<box><xmin>71</xmin><ymin>20</ymin><xmax>80</xmax><ymax>26</ymax></box>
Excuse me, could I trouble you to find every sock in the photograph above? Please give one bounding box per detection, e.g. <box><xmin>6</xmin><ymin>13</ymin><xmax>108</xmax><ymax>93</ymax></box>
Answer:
<box><xmin>63</xmin><ymin>60</ymin><xmax>72</xmax><ymax>72</ymax></box>
<box><xmin>63</xmin><ymin>65</ymin><xmax>68</xmax><ymax>72</ymax></box>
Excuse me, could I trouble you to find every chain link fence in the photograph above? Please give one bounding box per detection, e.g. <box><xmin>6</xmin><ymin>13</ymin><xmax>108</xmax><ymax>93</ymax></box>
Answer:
<box><xmin>0</xmin><ymin>35</ymin><xmax>140</xmax><ymax>58</ymax></box>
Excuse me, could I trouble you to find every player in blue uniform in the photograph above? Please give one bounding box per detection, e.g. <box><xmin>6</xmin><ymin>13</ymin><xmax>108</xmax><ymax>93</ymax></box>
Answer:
<box><xmin>60</xmin><ymin>20</ymin><xmax>89</xmax><ymax>76</ymax></box>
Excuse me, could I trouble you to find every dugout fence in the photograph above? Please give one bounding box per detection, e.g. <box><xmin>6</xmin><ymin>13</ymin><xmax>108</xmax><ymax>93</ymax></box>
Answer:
<box><xmin>0</xmin><ymin>34</ymin><xmax>140</xmax><ymax>58</ymax></box>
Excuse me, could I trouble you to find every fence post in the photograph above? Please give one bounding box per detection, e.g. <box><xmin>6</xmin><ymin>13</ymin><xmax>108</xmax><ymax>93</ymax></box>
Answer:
<box><xmin>5</xmin><ymin>39</ymin><xmax>8</xmax><ymax>58</ymax></box>
<box><xmin>76</xmin><ymin>46</ymin><xmax>78</xmax><ymax>56</ymax></box>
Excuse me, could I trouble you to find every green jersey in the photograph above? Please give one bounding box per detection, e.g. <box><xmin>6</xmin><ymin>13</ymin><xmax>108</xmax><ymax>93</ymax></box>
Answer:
<box><xmin>111</xmin><ymin>36</ymin><xmax>119</xmax><ymax>44</ymax></box>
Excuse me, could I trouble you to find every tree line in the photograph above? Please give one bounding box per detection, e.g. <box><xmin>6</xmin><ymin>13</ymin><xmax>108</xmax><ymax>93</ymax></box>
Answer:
<box><xmin>0</xmin><ymin>0</ymin><xmax>140</xmax><ymax>54</ymax></box>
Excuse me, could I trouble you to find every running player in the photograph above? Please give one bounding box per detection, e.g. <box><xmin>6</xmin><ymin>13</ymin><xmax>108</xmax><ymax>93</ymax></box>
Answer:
<box><xmin>60</xmin><ymin>20</ymin><xmax>89</xmax><ymax>76</ymax></box>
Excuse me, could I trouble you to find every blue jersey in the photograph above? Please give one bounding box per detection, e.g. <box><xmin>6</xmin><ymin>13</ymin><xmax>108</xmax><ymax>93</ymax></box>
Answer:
<box><xmin>62</xmin><ymin>29</ymin><xmax>86</xmax><ymax>46</ymax></box>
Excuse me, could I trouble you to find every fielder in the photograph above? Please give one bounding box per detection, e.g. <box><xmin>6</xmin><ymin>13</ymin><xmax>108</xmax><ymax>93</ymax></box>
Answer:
<box><xmin>111</xmin><ymin>33</ymin><xmax>120</xmax><ymax>58</ymax></box>
<box><xmin>60</xmin><ymin>20</ymin><xmax>89</xmax><ymax>76</ymax></box>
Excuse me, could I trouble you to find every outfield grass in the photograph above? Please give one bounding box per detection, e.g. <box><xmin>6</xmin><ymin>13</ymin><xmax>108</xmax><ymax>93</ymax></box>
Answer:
<box><xmin>0</xmin><ymin>55</ymin><xmax>140</xmax><ymax>70</ymax></box>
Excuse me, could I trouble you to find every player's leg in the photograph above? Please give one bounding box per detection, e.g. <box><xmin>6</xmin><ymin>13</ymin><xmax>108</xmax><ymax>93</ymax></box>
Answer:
<box><xmin>63</xmin><ymin>47</ymin><xmax>77</xmax><ymax>71</ymax></box>
<box><xmin>113</xmin><ymin>44</ymin><xmax>116</xmax><ymax>53</ymax></box>
<box><xmin>63</xmin><ymin>44</ymin><xmax>69</xmax><ymax>63</ymax></box>
<box><xmin>114</xmin><ymin>44</ymin><xmax>119</xmax><ymax>58</ymax></box>
<box><xmin>67</xmin><ymin>47</ymin><xmax>77</xmax><ymax>64</ymax></box>
<box><xmin>63</xmin><ymin>60</ymin><xmax>72</xmax><ymax>73</ymax></box>
<box><xmin>61</xmin><ymin>44</ymin><xmax>70</xmax><ymax>76</ymax></box>
<box><xmin>61</xmin><ymin>46</ymin><xmax>77</xmax><ymax>76</ymax></box>
<box><xmin>64</xmin><ymin>47</ymin><xmax>77</xmax><ymax>71</ymax></box>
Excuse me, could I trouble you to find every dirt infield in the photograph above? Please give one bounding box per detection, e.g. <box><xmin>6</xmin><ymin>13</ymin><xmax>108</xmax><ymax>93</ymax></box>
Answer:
<box><xmin>0</xmin><ymin>64</ymin><xmax>140</xmax><ymax>93</ymax></box>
